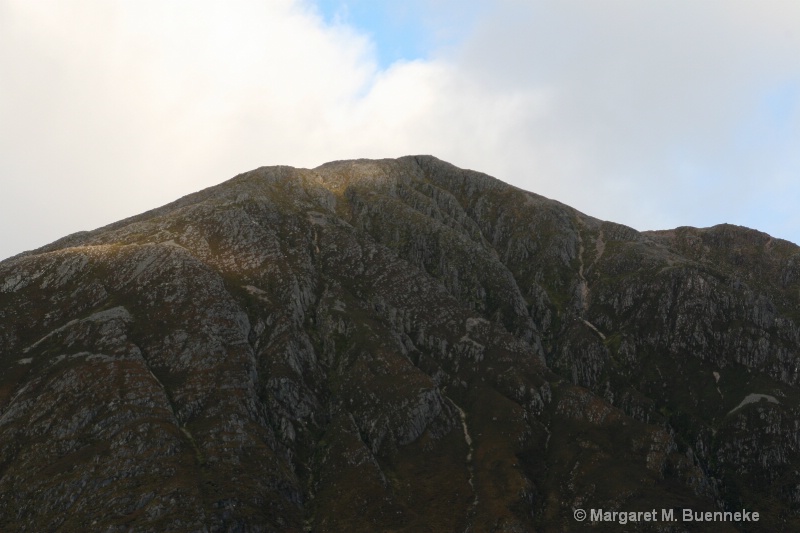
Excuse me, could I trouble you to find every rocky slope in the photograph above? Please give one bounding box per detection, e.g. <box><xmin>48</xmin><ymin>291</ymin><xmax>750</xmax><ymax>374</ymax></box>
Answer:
<box><xmin>1</xmin><ymin>156</ymin><xmax>799</xmax><ymax>531</ymax></box>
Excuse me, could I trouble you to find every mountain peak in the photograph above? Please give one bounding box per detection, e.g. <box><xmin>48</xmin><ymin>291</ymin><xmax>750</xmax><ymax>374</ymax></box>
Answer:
<box><xmin>1</xmin><ymin>157</ymin><xmax>799</xmax><ymax>531</ymax></box>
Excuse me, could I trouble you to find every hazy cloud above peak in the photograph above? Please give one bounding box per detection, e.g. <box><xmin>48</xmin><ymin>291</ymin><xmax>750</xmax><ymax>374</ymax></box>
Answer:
<box><xmin>1</xmin><ymin>0</ymin><xmax>798</xmax><ymax>260</ymax></box>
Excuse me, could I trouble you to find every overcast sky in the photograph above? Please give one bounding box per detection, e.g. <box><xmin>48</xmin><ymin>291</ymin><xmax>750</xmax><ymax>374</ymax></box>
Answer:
<box><xmin>1</xmin><ymin>0</ymin><xmax>799</xmax><ymax>261</ymax></box>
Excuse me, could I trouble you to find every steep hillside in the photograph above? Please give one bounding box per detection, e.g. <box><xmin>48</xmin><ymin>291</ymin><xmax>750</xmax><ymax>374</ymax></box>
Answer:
<box><xmin>1</xmin><ymin>156</ymin><xmax>799</xmax><ymax>531</ymax></box>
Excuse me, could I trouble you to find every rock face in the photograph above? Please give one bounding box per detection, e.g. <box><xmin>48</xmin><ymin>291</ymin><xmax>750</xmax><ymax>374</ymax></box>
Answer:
<box><xmin>1</xmin><ymin>155</ymin><xmax>799</xmax><ymax>531</ymax></box>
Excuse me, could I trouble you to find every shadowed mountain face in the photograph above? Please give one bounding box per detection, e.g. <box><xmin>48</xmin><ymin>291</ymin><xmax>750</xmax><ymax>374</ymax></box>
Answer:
<box><xmin>1</xmin><ymin>156</ymin><xmax>799</xmax><ymax>531</ymax></box>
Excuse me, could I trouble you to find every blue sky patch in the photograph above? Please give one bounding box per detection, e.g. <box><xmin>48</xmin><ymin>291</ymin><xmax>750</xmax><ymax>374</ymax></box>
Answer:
<box><xmin>762</xmin><ymin>81</ymin><xmax>799</xmax><ymax>133</ymax></box>
<box><xmin>315</xmin><ymin>0</ymin><xmax>431</xmax><ymax>67</ymax></box>
<box><xmin>313</xmin><ymin>0</ymin><xmax>486</xmax><ymax>69</ymax></box>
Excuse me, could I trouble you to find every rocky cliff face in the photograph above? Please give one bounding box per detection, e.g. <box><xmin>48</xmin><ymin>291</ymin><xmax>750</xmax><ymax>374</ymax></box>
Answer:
<box><xmin>1</xmin><ymin>156</ymin><xmax>799</xmax><ymax>531</ymax></box>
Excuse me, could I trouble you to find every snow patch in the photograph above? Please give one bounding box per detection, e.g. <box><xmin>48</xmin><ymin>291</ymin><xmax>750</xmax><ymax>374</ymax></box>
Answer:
<box><xmin>728</xmin><ymin>393</ymin><xmax>779</xmax><ymax>415</ymax></box>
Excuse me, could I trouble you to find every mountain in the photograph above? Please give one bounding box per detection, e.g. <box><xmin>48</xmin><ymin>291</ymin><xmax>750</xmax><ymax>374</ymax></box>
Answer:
<box><xmin>1</xmin><ymin>156</ymin><xmax>799</xmax><ymax>532</ymax></box>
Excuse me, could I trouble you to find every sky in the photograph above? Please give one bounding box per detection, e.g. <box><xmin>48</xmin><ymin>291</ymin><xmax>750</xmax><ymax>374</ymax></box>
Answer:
<box><xmin>1</xmin><ymin>0</ymin><xmax>799</xmax><ymax>261</ymax></box>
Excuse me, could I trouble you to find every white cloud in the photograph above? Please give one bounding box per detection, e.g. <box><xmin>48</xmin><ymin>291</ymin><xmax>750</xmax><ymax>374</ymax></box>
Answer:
<box><xmin>1</xmin><ymin>0</ymin><xmax>799</xmax><ymax>261</ymax></box>
<box><xmin>452</xmin><ymin>1</ymin><xmax>800</xmax><ymax>236</ymax></box>
<box><xmin>0</xmin><ymin>0</ymin><xmax>376</xmax><ymax>259</ymax></box>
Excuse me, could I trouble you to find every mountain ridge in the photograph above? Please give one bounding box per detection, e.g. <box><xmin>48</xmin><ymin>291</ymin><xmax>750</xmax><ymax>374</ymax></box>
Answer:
<box><xmin>1</xmin><ymin>155</ymin><xmax>799</xmax><ymax>531</ymax></box>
